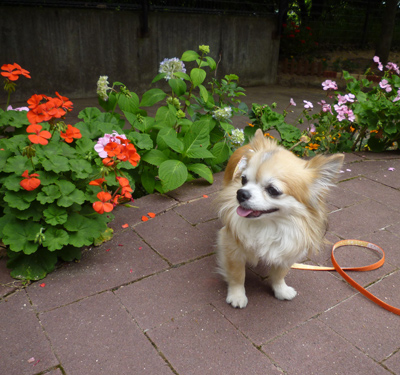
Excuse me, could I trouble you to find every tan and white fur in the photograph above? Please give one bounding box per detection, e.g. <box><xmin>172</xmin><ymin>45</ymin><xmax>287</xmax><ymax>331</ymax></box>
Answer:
<box><xmin>217</xmin><ymin>129</ymin><xmax>344</xmax><ymax>308</ymax></box>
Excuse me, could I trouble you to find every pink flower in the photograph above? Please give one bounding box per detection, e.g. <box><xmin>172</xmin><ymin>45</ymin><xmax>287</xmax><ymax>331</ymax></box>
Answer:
<box><xmin>334</xmin><ymin>104</ymin><xmax>355</xmax><ymax>122</ymax></box>
<box><xmin>386</xmin><ymin>62</ymin><xmax>400</xmax><ymax>75</ymax></box>
<box><xmin>94</xmin><ymin>131</ymin><xmax>127</xmax><ymax>158</ymax></box>
<box><xmin>307</xmin><ymin>124</ymin><xmax>316</xmax><ymax>133</ymax></box>
<box><xmin>303</xmin><ymin>100</ymin><xmax>313</xmax><ymax>109</ymax></box>
<box><xmin>373</xmin><ymin>56</ymin><xmax>383</xmax><ymax>71</ymax></box>
<box><xmin>393</xmin><ymin>89</ymin><xmax>400</xmax><ymax>102</ymax></box>
<box><xmin>290</xmin><ymin>98</ymin><xmax>296</xmax><ymax>106</ymax></box>
<box><xmin>379</xmin><ymin>79</ymin><xmax>392</xmax><ymax>93</ymax></box>
<box><xmin>318</xmin><ymin>100</ymin><xmax>332</xmax><ymax>114</ymax></box>
<box><xmin>7</xmin><ymin>105</ymin><xmax>30</xmax><ymax>111</ymax></box>
<box><xmin>337</xmin><ymin>93</ymin><xmax>355</xmax><ymax>105</ymax></box>
<box><xmin>322</xmin><ymin>80</ymin><xmax>338</xmax><ymax>90</ymax></box>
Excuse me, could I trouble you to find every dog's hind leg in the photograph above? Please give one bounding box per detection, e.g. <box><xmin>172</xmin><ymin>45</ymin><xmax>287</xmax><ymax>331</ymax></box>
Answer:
<box><xmin>268</xmin><ymin>265</ymin><xmax>297</xmax><ymax>300</ymax></box>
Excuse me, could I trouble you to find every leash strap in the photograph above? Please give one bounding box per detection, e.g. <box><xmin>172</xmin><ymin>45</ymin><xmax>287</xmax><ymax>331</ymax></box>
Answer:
<box><xmin>292</xmin><ymin>239</ymin><xmax>400</xmax><ymax>315</ymax></box>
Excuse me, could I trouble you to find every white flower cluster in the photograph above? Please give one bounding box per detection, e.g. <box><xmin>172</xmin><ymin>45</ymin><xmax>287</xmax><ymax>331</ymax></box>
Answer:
<box><xmin>159</xmin><ymin>58</ymin><xmax>186</xmax><ymax>80</ymax></box>
<box><xmin>97</xmin><ymin>76</ymin><xmax>110</xmax><ymax>101</ymax></box>
<box><xmin>212</xmin><ymin>106</ymin><xmax>232</xmax><ymax>121</ymax></box>
<box><xmin>97</xmin><ymin>76</ymin><xmax>111</xmax><ymax>102</ymax></box>
<box><xmin>230</xmin><ymin>128</ymin><xmax>245</xmax><ymax>147</ymax></box>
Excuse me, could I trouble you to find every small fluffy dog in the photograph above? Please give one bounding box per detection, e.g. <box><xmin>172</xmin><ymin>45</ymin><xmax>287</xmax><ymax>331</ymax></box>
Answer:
<box><xmin>217</xmin><ymin>129</ymin><xmax>344</xmax><ymax>308</ymax></box>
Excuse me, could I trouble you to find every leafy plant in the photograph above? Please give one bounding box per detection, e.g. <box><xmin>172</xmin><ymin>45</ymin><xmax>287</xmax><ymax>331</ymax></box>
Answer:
<box><xmin>244</xmin><ymin>56</ymin><xmax>400</xmax><ymax>156</ymax></box>
<box><xmin>95</xmin><ymin>46</ymin><xmax>248</xmax><ymax>195</ymax></box>
<box><xmin>0</xmin><ymin>46</ymin><xmax>248</xmax><ymax>280</ymax></box>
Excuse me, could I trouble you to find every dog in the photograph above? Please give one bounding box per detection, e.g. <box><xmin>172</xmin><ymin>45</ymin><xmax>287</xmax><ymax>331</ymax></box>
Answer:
<box><xmin>216</xmin><ymin>129</ymin><xmax>344</xmax><ymax>308</ymax></box>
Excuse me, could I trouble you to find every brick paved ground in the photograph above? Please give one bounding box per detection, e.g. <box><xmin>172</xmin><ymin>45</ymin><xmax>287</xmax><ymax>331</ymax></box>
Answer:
<box><xmin>1</xmin><ymin>86</ymin><xmax>400</xmax><ymax>375</ymax></box>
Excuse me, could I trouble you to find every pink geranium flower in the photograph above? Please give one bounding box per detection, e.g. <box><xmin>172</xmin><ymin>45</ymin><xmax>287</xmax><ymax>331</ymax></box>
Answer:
<box><xmin>379</xmin><ymin>79</ymin><xmax>392</xmax><ymax>93</ymax></box>
<box><xmin>322</xmin><ymin>80</ymin><xmax>338</xmax><ymax>90</ymax></box>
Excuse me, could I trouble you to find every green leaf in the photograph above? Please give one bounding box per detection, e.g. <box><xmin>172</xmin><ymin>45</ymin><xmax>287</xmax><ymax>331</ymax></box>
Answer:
<box><xmin>0</xmin><ymin>109</ymin><xmax>30</xmax><ymax>129</ymax></box>
<box><xmin>199</xmin><ymin>84</ymin><xmax>209</xmax><ymax>103</ymax></box>
<box><xmin>140</xmin><ymin>88</ymin><xmax>167</xmax><ymax>107</ymax></box>
<box><xmin>57</xmin><ymin>188</ymin><xmax>86</xmax><ymax>208</ymax></box>
<box><xmin>205</xmin><ymin>56</ymin><xmax>217</xmax><ymax>71</ymax></box>
<box><xmin>4</xmin><ymin>203</ymin><xmax>44</xmax><ymax>221</ymax></box>
<box><xmin>173</xmin><ymin>71</ymin><xmax>191</xmax><ymax>81</ymax></box>
<box><xmin>169</xmin><ymin>78</ymin><xmax>187</xmax><ymax>97</ymax></box>
<box><xmin>7</xmin><ymin>247</ymin><xmax>58</xmax><ymax>280</ymax></box>
<box><xmin>190</xmin><ymin>68</ymin><xmax>207</xmax><ymax>88</ymax></box>
<box><xmin>4</xmin><ymin>174</ymin><xmax>23</xmax><ymax>192</ymax></box>
<box><xmin>159</xmin><ymin>160</ymin><xmax>188</xmax><ymax>192</ymax></box>
<box><xmin>181</xmin><ymin>50</ymin><xmax>200</xmax><ymax>62</ymax></box>
<box><xmin>4</xmin><ymin>190</ymin><xmax>37</xmax><ymax>210</ymax></box>
<box><xmin>36</xmin><ymin>184</ymin><xmax>61</xmax><ymax>204</ymax></box>
<box><xmin>64</xmin><ymin>213</ymin><xmax>104</xmax><ymax>247</ymax></box>
<box><xmin>141</xmin><ymin>167</ymin><xmax>157</xmax><ymax>194</ymax></box>
<box><xmin>56</xmin><ymin>180</ymin><xmax>76</xmax><ymax>195</ymax></box>
<box><xmin>41</xmin><ymin>155</ymin><xmax>70</xmax><ymax>173</ymax></box>
<box><xmin>3</xmin><ymin>219</ymin><xmax>42</xmax><ymax>254</ymax></box>
<box><xmin>151</xmin><ymin>73</ymin><xmax>167</xmax><ymax>83</ymax></box>
<box><xmin>128</xmin><ymin>132</ymin><xmax>154</xmax><ymax>150</ymax></box>
<box><xmin>187</xmin><ymin>163</ymin><xmax>213</xmax><ymax>184</ymax></box>
<box><xmin>43</xmin><ymin>204</ymin><xmax>68</xmax><ymax>225</ymax></box>
<box><xmin>69</xmin><ymin>159</ymin><xmax>93</xmax><ymax>179</ymax></box>
<box><xmin>158</xmin><ymin>128</ymin><xmax>184</xmax><ymax>154</ymax></box>
<box><xmin>155</xmin><ymin>105</ymin><xmax>177</xmax><ymax>127</ymax></box>
<box><xmin>56</xmin><ymin>245</ymin><xmax>82</xmax><ymax>262</ymax></box>
<box><xmin>3</xmin><ymin>155</ymin><xmax>31</xmax><ymax>174</ymax></box>
<box><xmin>78</xmin><ymin>107</ymin><xmax>102</xmax><ymax>122</ymax></box>
<box><xmin>42</xmin><ymin>227</ymin><xmax>69</xmax><ymax>251</ymax></box>
<box><xmin>183</xmin><ymin>121</ymin><xmax>212</xmax><ymax>158</ymax></box>
<box><xmin>142</xmin><ymin>149</ymin><xmax>169</xmax><ymax>166</ymax></box>
<box><xmin>209</xmin><ymin>142</ymin><xmax>230</xmax><ymax>164</ymax></box>
<box><xmin>93</xmin><ymin>227</ymin><xmax>114</xmax><ymax>247</ymax></box>
<box><xmin>118</xmin><ymin>92</ymin><xmax>140</xmax><ymax>113</ymax></box>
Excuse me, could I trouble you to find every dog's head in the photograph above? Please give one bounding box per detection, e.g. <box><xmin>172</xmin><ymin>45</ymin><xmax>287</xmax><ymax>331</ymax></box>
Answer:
<box><xmin>223</xmin><ymin>129</ymin><xmax>344</xmax><ymax>220</ymax></box>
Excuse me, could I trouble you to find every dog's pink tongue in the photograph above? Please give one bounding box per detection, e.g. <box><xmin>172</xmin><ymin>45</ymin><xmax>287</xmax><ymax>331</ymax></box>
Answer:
<box><xmin>237</xmin><ymin>206</ymin><xmax>253</xmax><ymax>217</ymax></box>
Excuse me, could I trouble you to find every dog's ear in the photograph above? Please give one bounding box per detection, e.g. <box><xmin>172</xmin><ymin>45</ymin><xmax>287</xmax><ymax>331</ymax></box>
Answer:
<box><xmin>306</xmin><ymin>154</ymin><xmax>344</xmax><ymax>199</ymax></box>
<box><xmin>223</xmin><ymin>144</ymin><xmax>253</xmax><ymax>185</ymax></box>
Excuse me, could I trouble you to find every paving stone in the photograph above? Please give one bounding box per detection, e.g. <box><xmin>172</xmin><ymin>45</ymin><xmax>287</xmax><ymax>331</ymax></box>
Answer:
<box><xmin>365</xmin><ymin>158</ymin><xmax>400</xmax><ymax>188</ymax></box>
<box><xmin>0</xmin><ymin>291</ymin><xmax>58</xmax><ymax>375</ymax></box>
<box><xmin>0</xmin><ymin>257</ymin><xmax>24</xmax><ymax>299</ymax></box>
<box><xmin>320</xmin><ymin>270</ymin><xmax>400</xmax><ymax>362</ymax></box>
<box><xmin>115</xmin><ymin>256</ymin><xmax>224</xmax><ymax>330</ymax></box>
<box><xmin>328</xmin><ymin>199</ymin><xmax>400</xmax><ymax>238</ymax></box>
<box><xmin>212</xmin><ymin>266</ymin><xmax>356</xmax><ymax>346</ymax></box>
<box><xmin>147</xmin><ymin>304</ymin><xmax>281</xmax><ymax>375</ymax></box>
<box><xmin>166</xmin><ymin>172</ymin><xmax>224</xmax><ymax>202</ymax></box>
<box><xmin>27</xmin><ymin>230</ymin><xmax>168</xmax><ymax>312</ymax></box>
<box><xmin>328</xmin><ymin>183</ymin><xmax>369</xmax><ymax>209</ymax></box>
<box><xmin>262</xmin><ymin>318</ymin><xmax>389</xmax><ymax>375</ymax></box>
<box><xmin>362</xmin><ymin>229</ymin><xmax>400</xmax><ymax>268</ymax></box>
<box><xmin>339</xmin><ymin>177</ymin><xmax>400</xmax><ymax>212</ymax></box>
<box><xmin>355</xmin><ymin>151</ymin><xmax>400</xmax><ymax>160</ymax></box>
<box><xmin>109</xmin><ymin>192</ymin><xmax>178</xmax><ymax>230</ymax></box>
<box><xmin>337</xmin><ymin>159</ymin><xmax>395</xmax><ymax>180</ymax></box>
<box><xmin>343</xmin><ymin>152</ymin><xmax>365</xmax><ymax>164</ymax></box>
<box><xmin>45</xmin><ymin>368</ymin><xmax>63</xmax><ymax>375</ymax></box>
<box><xmin>173</xmin><ymin>193</ymin><xmax>219</xmax><ymax>224</ymax></box>
<box><xmin>133</xmin><ymin>210</ymin><xmax>215</xmax><ymax>264</ymax></box>
<box><xmin>383</xmin><ymin>351</ymin><xmax>400</xmax><ymax>374</ymax></box>
<box><xmin>40</xmin><ymin>292</ymin><xmax>173</xmax><ymax>375</ymax></box>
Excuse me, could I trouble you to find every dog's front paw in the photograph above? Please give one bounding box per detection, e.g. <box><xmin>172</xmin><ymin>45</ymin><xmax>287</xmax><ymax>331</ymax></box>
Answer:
<box><xmin>272</xmin><ymin>284</ymin><xmax>297</xmax><ymax>301</ymax></box>
<box><xmin>226</xmin><ymin>286</ymin><xmax>248</xmax><ymax>308</ymax></box>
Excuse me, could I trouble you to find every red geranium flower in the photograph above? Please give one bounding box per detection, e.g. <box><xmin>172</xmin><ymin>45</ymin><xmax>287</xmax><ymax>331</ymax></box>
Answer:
<box><xmin>60</xmin><ymin>124</ymin><xmax>82</xmax><ymax>143</ymax></box>
<box><xmin>89</xmin><ymin>178</ymin><xmax>106</xmax><ymax>186</ymax></box>
<box><xmin>26</xmin><ymin>124</ymin><xmax>52</xmax><ymax>145</ymax></box>
<box><xmin>1</xmin><ymin>63</ymin><xmax>31</xmax><ymax>81</ymax></box>
<box><xmin>93</xmin><ymin>191</ymin><xmax>114</xmax><ymax>214</ymax></box>
<box><xmin>20</xmin><ymin>170</ymin><xmax>41</xmax><ymax>191</ymax></box>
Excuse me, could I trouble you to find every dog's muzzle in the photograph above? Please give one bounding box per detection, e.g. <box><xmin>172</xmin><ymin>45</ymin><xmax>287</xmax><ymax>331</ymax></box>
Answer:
<box><xmin>237</xmin><ymin>189</ymin><xmax>251</xmax><ymax>203</ymax></box>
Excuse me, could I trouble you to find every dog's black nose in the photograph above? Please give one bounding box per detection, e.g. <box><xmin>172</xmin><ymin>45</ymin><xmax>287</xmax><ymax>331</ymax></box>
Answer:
<box><xmin>237</xmin><ymin>189</ymin><xmax>251</xmax><ymax>203</ymax></box>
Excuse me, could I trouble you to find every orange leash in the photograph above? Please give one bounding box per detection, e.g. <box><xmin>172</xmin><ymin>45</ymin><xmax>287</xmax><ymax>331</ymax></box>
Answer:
<box><xmin>292</xmin><ymin>239</ymin><xmax>400</xmax><ymax>315</ymax></box>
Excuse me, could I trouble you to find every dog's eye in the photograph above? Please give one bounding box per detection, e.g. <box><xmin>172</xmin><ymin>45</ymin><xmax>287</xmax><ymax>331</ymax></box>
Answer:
<box><xmin>241</xmin><ymin>175</ymin><xmax>248</xmax><ymax>185</ymax></box>
<box><xmin>266</xmin><ymin>185</ymin><xmax>281</xmax><ymax>197</ymax></box>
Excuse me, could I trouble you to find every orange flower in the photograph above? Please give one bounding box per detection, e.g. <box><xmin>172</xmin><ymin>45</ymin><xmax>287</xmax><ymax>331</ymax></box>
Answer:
<box><xmin>1</xmin><ymin>63</ymin><xmax>31</xmax><ymax>81</ymax></box>
<box><xmin>116</xmin><ymin>176</ymin><xmax>133</xmax><ymax>199</ymax></box>
<box><xmin>27</xmin><ymin>124</ymin><xmax>52</xmax><ymax>145</ymax></box>
<box><xmin>118</xmin><ymin>143</ymin><xmax>140</xmax><ymax>167</ymax></box>
<box><xmin>104</xmin><ymin>142</ymin><xmax>122</xmax><ymax>157</ymax></box>
<box><xmin>55</xmin><ymin>92</ymin><xmax>73</xmax><ymax>112</ymax></box>
<box><xmin>20</xmin><ymin>170</ymin><xmax>40</xmax><ymax>191</ymax></box>
<box><xmin>93</xmin><ymin>191</ymin><xmax>114</xmax><ymax>214</ymax></box>
<box><xmin>102</xmin><ymin>157</ymin><xmax>115</xmax><ymax>166</ymax></box>
<box><xmin>60</xmin><ymin>124</ymin><xmax>82</xmax><ymax>143</ymax></box>
<box><xmin>89</xmin><ymin>178</ymin><xmax>106</xmax><ymax>186</ymax></box>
